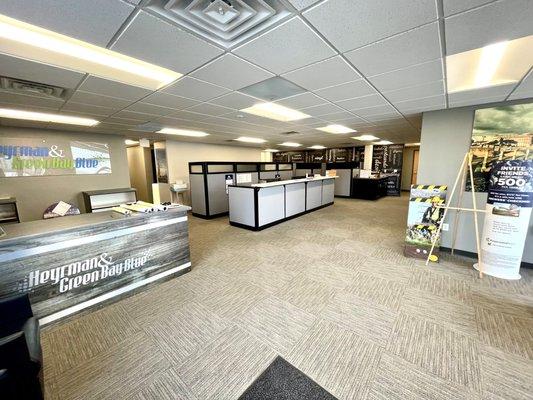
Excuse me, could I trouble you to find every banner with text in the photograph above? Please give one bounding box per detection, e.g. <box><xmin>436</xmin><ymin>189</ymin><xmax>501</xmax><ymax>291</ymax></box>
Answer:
<box><xmin>476</xmin><ymin>160</ymin><xmax>532</xmax><ymax>279</ymax></box>
<box><xmin>404</xmin><ymin>184</ymin><xmax>447</xmax><ymax>262</ymax></box>
<box><xmin>0</xmin><ymin>138</ymin><xmax>111</xmax><ymax>177</ymax></box>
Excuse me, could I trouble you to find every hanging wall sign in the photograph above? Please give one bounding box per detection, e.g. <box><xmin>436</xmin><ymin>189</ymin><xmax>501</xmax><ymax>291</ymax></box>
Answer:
<box><xmin>0</xmin><ymin>138</ymin><xmax>111</xmax><ymax>177</ymax></box>
<box><xmin>404</xmin><ymin>184</ymin><xmax>448</xmax><ymax>261</ymax></box>
<box><xmin>476</xmin><ymin>160</ymin><xmax>532</xmax><ymax>279</ymax></box>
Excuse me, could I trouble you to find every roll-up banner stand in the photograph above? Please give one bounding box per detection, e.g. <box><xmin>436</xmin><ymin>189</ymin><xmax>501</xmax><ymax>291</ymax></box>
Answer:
<box><xmin>475</xmin><ymin>160</ymin><xmax>532</xmax><ymax>280</ymax></box>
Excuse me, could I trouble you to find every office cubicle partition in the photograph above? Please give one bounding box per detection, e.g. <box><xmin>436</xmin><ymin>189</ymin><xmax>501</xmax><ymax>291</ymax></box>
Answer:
<box><xmin>326</xmin><ymin>162</ymin><xmax>360</xmax><ymax>197</ymax></box>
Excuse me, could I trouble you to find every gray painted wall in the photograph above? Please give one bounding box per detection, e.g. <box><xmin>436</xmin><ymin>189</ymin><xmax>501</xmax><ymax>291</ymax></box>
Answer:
<box><xmin>418</xmin><ymin>107</ymin><xmax>532</xmax><ymax>264</ymax></box>
<box><xmin>0</xmin><ymin>127</ymin><xmax>131</xmax><ymax>221</ymax></box>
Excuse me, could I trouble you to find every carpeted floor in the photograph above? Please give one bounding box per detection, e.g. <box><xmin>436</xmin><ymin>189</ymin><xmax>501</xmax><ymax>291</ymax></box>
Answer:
<box><xmin>41</xmin><ymin>196</ymin><xmax>533</xmax><ymax>400</ymax></box>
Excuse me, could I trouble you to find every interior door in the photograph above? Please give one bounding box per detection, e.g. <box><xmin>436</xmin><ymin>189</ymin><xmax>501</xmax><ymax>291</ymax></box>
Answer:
<box><xmin>411</xmin><ymin>149</ymin><xmax>419</xmax><ymax>185</ymax></box>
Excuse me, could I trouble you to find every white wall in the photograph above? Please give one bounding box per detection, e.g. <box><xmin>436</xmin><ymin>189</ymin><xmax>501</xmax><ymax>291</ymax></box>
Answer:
<box><xmin>418</xmin><ymin>107</ymin><xmax>532</xmax><ymax>264</ymax></box>
<box><xmin>0</xmin><ymin>127</ymin><xmax>130</xmax><ymax>221</ymax></box>
<box><xmin>165</xmin><ymin>141</ymin><xmax>263</xmax><ymax>205</ymax></box>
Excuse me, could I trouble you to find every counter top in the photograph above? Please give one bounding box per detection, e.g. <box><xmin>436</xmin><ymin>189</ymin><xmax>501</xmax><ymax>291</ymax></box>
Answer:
<box><xmin>0</xmin><ymin>205</ymin><xmax>191</xmax><ymax>242</ymax></box>
<box><xmin>251</xmin><ymin>175</ymin><xmax>337</xmax><ymax>188</ymax></box>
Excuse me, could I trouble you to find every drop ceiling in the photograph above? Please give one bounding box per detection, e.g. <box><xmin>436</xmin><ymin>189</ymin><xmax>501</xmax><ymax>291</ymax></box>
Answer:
<box><xmin>0</xmin><ymin>0</ymin><xmax>531</xmax><ymax>149</ymax></box>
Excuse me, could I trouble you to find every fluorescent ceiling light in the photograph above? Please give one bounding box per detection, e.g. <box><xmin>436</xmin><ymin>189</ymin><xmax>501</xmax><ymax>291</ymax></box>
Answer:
<box><xmin>157</xmin><ymin>128</ymin><xmax>209</xmax><ymax>137</ymax></box>
<box><xmin>264</xmin><ymin>148</ymin><xmax>279</xmax><ymax>152</ymax></box>
<box><xmin>124</xmin><ymin>139</ymin><xmax>139</xmax><ymax>146</ymax></box>
<box><xmin>374</xmin><ymin>140</ymin><xmax>393</xmax><ymax>145</ymax></box>
<box><xmin>447</xmin><ymin>35</ymin><xmax>533</xmax><ymax>93</ymax></box>
<box><xmin>316</xmin><ymin>124</ymin><xmax>355</xmax><ymax>134</ymax></box>
<box><xmin>352</xmin><ymin>134</ymin><xmax>379</xmax><ymax>141</ymax></box>
<box><xmin>0</xmin><ymin>14</ymin><xmax>182</xmax><ymax>90</ymax></box>
<box><xmin>405</xmin><ymin>142</ymin><xmax>420</xmax><ymax>147</ymax></box>
<box><xmin>235</xmin><ymin>136</ymin><xmax>267</xmax><ymax>143</ymax></box>
<box><xmin>240</xmin><ymin>102</ymin><xmax>310</xmax><ymax>122</ymax></box>
<box><xmin>308</xmin><ymin>145</ymin><xmax>326</xmax><ymax>149</ymax></box>
<box><xmin>0</xmin><ymin>108</ymin><xmax>99</xmax><ymax>126</ymax></box>
<box><xmin>279</xmin><ymin>142</ymin><xmax>301</xmax><ymax>147</ymax></box>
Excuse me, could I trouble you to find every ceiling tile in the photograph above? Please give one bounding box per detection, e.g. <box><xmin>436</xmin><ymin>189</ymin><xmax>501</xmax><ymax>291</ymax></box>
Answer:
<box><xmin>352</xmin><ymin>104</ymin><xmax>398</xmax><ymax>117</ymax></box>
<box><xmin>443</xmin><ymin>0</ymin><xmax>496</xmax><ymax>16</ymax></box>
<box><xmin>0</xmin><ymin>54</ymin><xmax>84</xmax><ymax>89</ymax></box>
<box><xmin>104</xmin><ymin>116</ymin><xmax>146</xmax><ymax>125</ymax></box>
<box><xmin>68</xmin><ymin>91</ymin><xmax>131</xmax><ymax>110</ymax></box>
<box><xmin>314</xmin><ymin>80</ymin><xmax>376</xmax><ymax>102</ymax></box>
<box><xmin>233</xmin><ymin>17</ymin><xmax>335</xmax><ymax>74</ymax></box>
<box><xmin>142</xmin><ymin>92</ymin><xmax>200</xmax><ymax>109</ymax></box>
<box><xmin>209</xmin><ymin>92</ymin><xmax>261</xmax><ymax>110</ymax></box>
<box><xmin>79</xmin><ymin>76</ymin><xmax>151</xmax><ymax>100</ymax></box>
<box><xmin>394</xmin><ymin>94</ymin><xmax>446</xmax><ymax>113</ymax></box>
<box><xmin>384</xmin><ymin>80</ymin><xmax>444</xmax><ymax>102</ymax></box>
<box><xmin>276</xmin><ymin>92</ymin><xmax>326</xmax><ymax>109</ymax></box>
<box><xmin>301</xmin><ymin>103</ymin><xmax>344</xmax><ymax>116</ymax></box>
<box><xmin>112</xmin><ymin>110</ymin><xmax>157</xmax><ymax>122</ymax></box>
<box><xmin>0</xmin><ymin>0</ymin><xmax>134</xmax><ymax>46</ymax></box>
<box><xmin>186</xmin><ymin>103</ymin><xmax>234</xmax><ymax>117</ymax></box>
<box><xmin>125</xmin><ymin>102</ymin><xmax>175</xmax><ymax>116</ymax></box>
<box><xmin>508</xmin><ymin>70</ymin><xmax>533</xmax><ymax>100</ymax></box>
<box><xmin>320</xmin><ymin>111</ymin><xmax>359</xmax><ymax>121</ymax></box>
<box><xmin>445</xmin><ymin>0</ymin><xmax>533</xmax><ymax>55</ymax></box>
<box><xmin>61</xmin><ymin>101</ymin><xmax>117</xmax><ymax>116</ymax></box>
<box><xmin>162</xmin><ymin>77</ymin><xmax>230</xmax><ymax>101</ymax></box>
<box><xmin>448</xmin><ymin>83</ymin><xmax>515</xmax><ymax>106</ymax></box>
<box><xmin>344</xmin><ymin>22</ymin><xmax>441</xmax><ymax>77</ymax></box>
<box><xmin>191</xmin><ymin>54</ymin><xmax>274</xmax><ymax>90</ymax></box>
<box><xmin>364</xmin><ymin>111</ymin><xmax>403</xmax><ymax>122</ymax></box>
<box><xmin>303</xmin><ymin>0</ymin><xmax>437</xmax><ymax>52</ymax></box>
<box><xmin>337</xmin><ymin>94</ymin><xmax>389</xmax><ymax>110</ymax></box>
<box><xmin>368</xmin><ymin>59</ymin><xmax>443</xmax><ymax>92</ymax></box>
<box><xmin>112</xmin><ymin>11</ymin><xmax>223</xmax><ymax>73</ymax></box>
<box><xmin>288</xmin><ymin>0</ymin><xmax>321</xmax><ymax>10</ymax></box>
<box><xmin>0</xmin><ymin>91</ymin><xmax>64</xmax><ymax>110</ymax></box>
<box><xmin>282</xmin><ymin>56</ymin><xmax>361</xmax><ymax>91</ymax></box>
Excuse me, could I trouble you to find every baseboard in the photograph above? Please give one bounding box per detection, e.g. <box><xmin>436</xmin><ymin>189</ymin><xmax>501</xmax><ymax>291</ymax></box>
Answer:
<box><xmin>440</xmin><ymin>247</ymin><xmax>532</xmax><ymax>269</ymax></box>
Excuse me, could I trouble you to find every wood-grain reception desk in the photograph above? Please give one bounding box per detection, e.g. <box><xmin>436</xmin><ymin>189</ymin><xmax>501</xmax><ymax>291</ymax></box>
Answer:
<box><xmin>228</xmin><ymin>176</ymin><xmax>336</xmax><ymax>231</ymax></box>
<box><xmin>0</xmin><ymin>207</ymin><xmax>191</xmax><ymax>325</ymax></box>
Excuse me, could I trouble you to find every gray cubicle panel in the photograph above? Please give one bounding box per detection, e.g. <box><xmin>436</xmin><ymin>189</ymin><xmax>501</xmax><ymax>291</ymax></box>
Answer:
<box><xmin>190</xmin><ymin>174</ymin><xmax>206</xmax><ymax>215</ymax></box>
<box><xmin>326</xmin><ymin>162</ymin><xmax>359</xmax><ymax>197</ymax></box>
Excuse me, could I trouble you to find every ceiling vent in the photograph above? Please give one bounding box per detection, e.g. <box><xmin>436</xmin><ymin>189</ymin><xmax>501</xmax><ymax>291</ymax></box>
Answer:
<box><xmin>280</xmin><ymin>130</ymin><xmax>300</xmax><ymax>135</ymax></box>
<box><xmin>145</xmin><ymin>0</ymin><xmax>294</xmax><ymax>48</ymax></box>
<box><xmin>0</xmin><ymin>76</ymin><xmax>68</xmax><ymax>99</ymax></box>
<box><xmin>131</xmin><ymin>122</ymin><xmax>164</xmax><ymax>132</ymax></box>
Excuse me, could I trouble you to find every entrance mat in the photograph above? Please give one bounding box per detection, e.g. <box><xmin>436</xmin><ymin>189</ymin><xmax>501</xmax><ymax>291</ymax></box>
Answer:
<box><xmin>238</xmin><ymin>356</ymin><xmax>337</xmax><ymax>400</ymax></box>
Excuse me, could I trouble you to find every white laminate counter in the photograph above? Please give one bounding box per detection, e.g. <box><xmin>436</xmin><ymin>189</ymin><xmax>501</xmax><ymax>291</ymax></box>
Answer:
<box><xmin>251</xmin><ymin>175</ymin><xmax>337</xmax><ymax>188</ymax></box>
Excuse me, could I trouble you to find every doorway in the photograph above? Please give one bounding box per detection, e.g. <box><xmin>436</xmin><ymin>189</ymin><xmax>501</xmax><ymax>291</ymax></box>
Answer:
<box><xmin>411</xmin><ymin>149</ymin><xmax>419</xmax><ymax>185</ymax></box>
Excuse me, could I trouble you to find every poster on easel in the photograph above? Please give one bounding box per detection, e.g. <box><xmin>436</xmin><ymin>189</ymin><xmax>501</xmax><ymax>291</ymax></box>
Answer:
<box><xmin>404</xmin><ymin>184</ymin><xmax>447</xmax><ymax>261</ymax></box>
<box><xmin>475</xmin><ymin>160</ymin><xmax>532</xmax><ymax>279</ymax></box>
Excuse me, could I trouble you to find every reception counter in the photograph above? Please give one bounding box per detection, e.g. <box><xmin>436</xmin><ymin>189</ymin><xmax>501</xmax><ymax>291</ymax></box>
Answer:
<box><xmin>352</xmin><ymin>176</ymin><xmax>388</xmax><ymax>200</ymax></box>
<box><xmin>0</xmin><ymin>206</ymin><xmax>191</xmax><ymax>325</ymax></box>
<box><xmin>228</xmin><ymin>176</ymin><xmax>335</xmax><ymax>230</ymax></box>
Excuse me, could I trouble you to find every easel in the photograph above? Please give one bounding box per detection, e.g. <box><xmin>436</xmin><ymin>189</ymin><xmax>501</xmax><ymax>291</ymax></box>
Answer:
<box><xmin>425</xmin><ymin>151</ymin><xmax>485</xmax><ymax>278</ymax></box>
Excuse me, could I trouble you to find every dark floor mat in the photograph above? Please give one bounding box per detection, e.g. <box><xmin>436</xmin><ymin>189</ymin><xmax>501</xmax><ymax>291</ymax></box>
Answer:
<box><xmin>238</xmin><ymin>356</ymin><xmax>338</xmax><ymax>400</ymax></box>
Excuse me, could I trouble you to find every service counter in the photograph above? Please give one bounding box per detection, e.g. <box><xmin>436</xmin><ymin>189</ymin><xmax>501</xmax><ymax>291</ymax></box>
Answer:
<box><xmin>0</xmin><ymin>206</ymin><xmax>191</xmax><ymax>325</ymax></box>
<box><xmin>351</xmin><ymin>177</ymin><xmax>388</xmax><ymax>200</ymax></box>
<box><xmin>228</xmin><ymin>176</ymin><xmax>335</xmax><ymax>230</ymax></box>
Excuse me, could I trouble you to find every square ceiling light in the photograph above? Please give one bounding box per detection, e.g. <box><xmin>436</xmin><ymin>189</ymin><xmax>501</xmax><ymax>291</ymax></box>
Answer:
<box><xmin>157</xmin><ymin>128</ymin><xmax>209</xmax><ymax>137</ymax></box>
<box><xmin>240</xmin><ymin>102</ymin><xmax>310</xmax><ymax>122</ymax></box>
<box><xmin>316</xmin><ymin>124</ymin><xmax>356</xmax><ymax>134</ymax></box>
<box><xmin>447</xmin><ymin>35</ymin><xmax>533</xmax><ymax>93</ymax></box>
<box><xmin>0</xmin><ymin>108</ymin><xmax>99</xmax><ymax>126</ymax></box>
<box><xmin>239</xmin><ymin>76</ymin><xmax>306</xmax><ymax>101</ymax></box>
<box><xmin>0</xmin><ymin>14</ymin><xmax>182</xmax><ymax>90</ymax></box>
<box><xmin>352</xmin><ymin>134</ymin><xmax>379</xmax><ymax>141</ymax></box>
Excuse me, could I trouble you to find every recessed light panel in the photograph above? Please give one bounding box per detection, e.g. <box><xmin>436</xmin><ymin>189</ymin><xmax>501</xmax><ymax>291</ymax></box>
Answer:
<box><xmin>0</xmin><ymin>108</ymin><xmax>99</xmax><ymax>126</ymax></box>
<box><xmin>374</xmin><ymin>140</ymin><xmax>393</xmax><ymax>145</ymax></box>
<box><xmin>235</xmin><ymin>136</ymin><xmax>267</xmax><ymax>143</ymax></box>
<box><xmin>309</xmin><ymin>145</ymin><xmax>326</xmax><ymax>149</ymax></box>
<box><xmin>264</xmin><ymin>148</ymin><xmax>279</xmax><ymax>152</ymax></box>
<box><xmin>125</xmin><ymin>139</ymin><xmax>139</xmax><ymax>146</ymax></box>
<box><xmin>157</xmin><ymin>128</ymin><xmax>209</xmax><ymax>137</ymax></box>
<box><xmin>279</xmin><ymin>142</ymin><xmax>301</xmax><ymax>147</ymax></box>
<box><xmin>240</xmin><ymin>102</ymin><xmax>310</xmax><ymax>122</ymax></box>
<box><xmin>0</xmin><ymin>14</ymin><xmax>182</xmax><ymax>90</ymax></box>
<box><xmin>316</xmin><ymin>124</ymin><xmax>356</xmax><ymax>134</ymax></box>
<box><xmin>352</xmin><ymin>135</ymin><xmax>379</xmax><ymax>141</ymax></box>
<box><xmin>447</xmin><ymin>35</ymin><xmax>533</xmax><ymax>93</ymax></box>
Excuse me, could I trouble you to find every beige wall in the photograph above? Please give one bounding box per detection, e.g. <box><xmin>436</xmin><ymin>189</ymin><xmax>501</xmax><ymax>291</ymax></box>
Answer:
<box><xmin>165</xmin><ymin>140</ymin><xmax>263</xmax><ymax>205</ymax></box>
<box><xmin>0</xmin><ymin>127</ymin><xmax>130</xmax><ymax>221</ymax></box>
<box><xmin>127</xmin><ymin>146</ymin><xmax>153</xmax><ymax>202</ymax></box>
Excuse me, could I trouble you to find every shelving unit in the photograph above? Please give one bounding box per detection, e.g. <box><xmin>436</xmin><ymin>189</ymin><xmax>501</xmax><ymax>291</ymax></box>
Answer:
<box><xmin>82</xmin><ymin>188</ymin><xmax>137</xmax><ymax>213</ymax></box>
<box><xmin>0</xmin><ymin>197</ymin><xmax>20</xmax><ymax>223</ymax></box>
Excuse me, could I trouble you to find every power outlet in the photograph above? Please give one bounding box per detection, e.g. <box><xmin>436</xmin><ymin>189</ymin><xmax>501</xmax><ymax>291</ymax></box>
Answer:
<box><xmin>442</xmin><ymin>223</ymin><xmax>449</xmax><ymax>231</ymax></box>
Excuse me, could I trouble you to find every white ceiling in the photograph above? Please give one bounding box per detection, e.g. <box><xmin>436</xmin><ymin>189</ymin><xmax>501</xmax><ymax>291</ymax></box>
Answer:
<box><xmin>0</xmin><ymin>0</ymin><xmax>531</xmax><ymax>149</ymax></box>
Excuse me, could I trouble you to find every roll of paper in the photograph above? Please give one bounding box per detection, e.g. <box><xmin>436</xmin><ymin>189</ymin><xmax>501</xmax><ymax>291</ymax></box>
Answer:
<box><xmin>112</xmin><ymin>206</ymin><xmax>132</xmax><ymax>215</ymax></box>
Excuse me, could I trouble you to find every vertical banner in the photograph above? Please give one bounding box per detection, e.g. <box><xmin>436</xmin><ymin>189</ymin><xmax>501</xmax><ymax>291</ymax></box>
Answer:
<box><xmin>476</xmin><ymin>160</ymin><xmax>532</xmax><ymax>279</ymax></box>
<box><xmin>404</xmin><ymin>185</ymin><xmax>447</xmax><ymax>261</ymax></box>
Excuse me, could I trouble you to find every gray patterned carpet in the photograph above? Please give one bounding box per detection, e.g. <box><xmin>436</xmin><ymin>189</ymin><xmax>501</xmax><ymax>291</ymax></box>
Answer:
<box><xmin>41</xmin><ymin>196</ymin><xmax>533</xmax><ymax>400</ymax></box>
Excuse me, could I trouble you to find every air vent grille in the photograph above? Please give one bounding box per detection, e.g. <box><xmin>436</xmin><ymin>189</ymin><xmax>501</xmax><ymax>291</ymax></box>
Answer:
<box><xmin>146</xmin><ymin>0</ymin><xmax>294</xmax><ymax>48</ymax></box>
<box><xmin>280</xmin><ymin>130</ymin><xmax>300</xmax><ymax>135</ymax></box>
<box><xmin>0</xmin><ymin>76</ymin><xmax>67</xmax><ymax>99</ymax></box>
